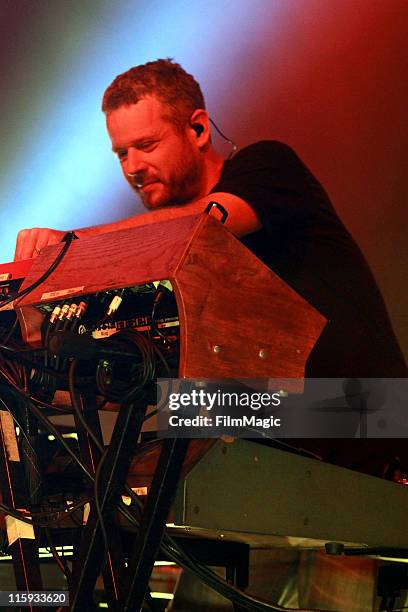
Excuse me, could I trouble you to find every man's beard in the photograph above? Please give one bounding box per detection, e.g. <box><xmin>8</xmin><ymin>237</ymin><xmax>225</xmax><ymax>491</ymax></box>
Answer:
<box><xmin>139</xmin><ymin>147</ymin><xmax>203</xmax><ymax>210</ymax></box>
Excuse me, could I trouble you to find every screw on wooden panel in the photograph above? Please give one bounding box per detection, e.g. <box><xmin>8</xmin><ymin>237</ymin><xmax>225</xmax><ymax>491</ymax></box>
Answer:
<box><xmin>258</xmin><ymin>349</ymin><xmax>267</xmax><ymax>359</ymax></box>
<box><xmin>213</xmin><ymin>345</ymin><xmax>221</xmax><ymax>353</ymax></box>
<box><xmin>193</xmin><ymin>506</ymin><xmax>200</xmax><ymax>514</ymax></box>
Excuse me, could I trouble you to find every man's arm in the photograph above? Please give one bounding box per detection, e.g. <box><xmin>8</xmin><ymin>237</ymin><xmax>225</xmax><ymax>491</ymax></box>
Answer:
<box><xmin>14</xmin><ymin>192</ymin><xmax>261</xmax><ymax>260</ymax></box>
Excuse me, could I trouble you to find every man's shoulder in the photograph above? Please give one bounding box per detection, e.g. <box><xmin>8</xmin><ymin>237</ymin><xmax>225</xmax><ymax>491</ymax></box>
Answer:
<box><xmin>234</xmin><ymin>139</ymin><xmax>297</xmax><ymax>159</ymax></box>
<box><xmin>227</xmin><ymin>140</ymin><xmax>302</xmax><ymax>171</ymax></box>
<box><xmin>221</xmin><ymin>140</ymin><xmax>309</xmax><ymax>182</ymax></box>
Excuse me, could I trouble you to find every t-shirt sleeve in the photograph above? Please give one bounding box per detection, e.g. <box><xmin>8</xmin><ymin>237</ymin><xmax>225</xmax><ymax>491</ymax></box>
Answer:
<box><xmin>211</xmin><ymin>140</ymin><xmax>331</xmax><ymax>231</ymax></box>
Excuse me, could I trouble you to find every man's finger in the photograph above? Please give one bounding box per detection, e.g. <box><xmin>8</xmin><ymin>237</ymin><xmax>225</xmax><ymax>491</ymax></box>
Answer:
<box><xmin>14</xmin><ymin>228</ymin><xmax>66</xmax><ymax>261</ymax></box>
<box><xmin>15</xmin><ymin>228</ymin><xmax>37</xmax><ymax>261</ymax></box>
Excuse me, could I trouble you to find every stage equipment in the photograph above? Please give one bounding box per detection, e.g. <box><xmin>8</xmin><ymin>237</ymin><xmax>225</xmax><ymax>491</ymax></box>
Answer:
<box><xmin>0</xmin><ymin>210</ymin><xmax>326</xmax><ymax>611</ymax></box>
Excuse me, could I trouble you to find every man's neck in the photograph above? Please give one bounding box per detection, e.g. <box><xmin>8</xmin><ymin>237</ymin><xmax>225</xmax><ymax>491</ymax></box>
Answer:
<box><xmin>199</xmin><ymin>146</ymin><xmax>225</xmax><ymax>199</ymax></box>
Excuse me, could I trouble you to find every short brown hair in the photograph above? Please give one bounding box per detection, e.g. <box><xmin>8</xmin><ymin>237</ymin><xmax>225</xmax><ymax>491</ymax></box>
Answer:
<box><xmin>102</xmin><ymin>58</ymin><xmax>205</xmax><ymax>130</ymax></box>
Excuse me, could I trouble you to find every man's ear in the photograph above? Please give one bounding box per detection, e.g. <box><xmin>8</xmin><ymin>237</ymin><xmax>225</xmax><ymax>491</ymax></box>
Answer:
<box><xmin>189</xmin><ymin>109</ymin><xmax>211</xmax><ymax>148</ymax></box>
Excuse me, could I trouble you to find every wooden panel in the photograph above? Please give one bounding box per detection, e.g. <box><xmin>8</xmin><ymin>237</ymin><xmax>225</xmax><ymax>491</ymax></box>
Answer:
<box><xmin>16</xmin><ymin>214</ymin><xmax>326</xmax><ymax>379</ymax></box>
<box><xmin>17</xmin><ymin>215</ymin><xmax>204</xmax><ymax>306</ymax></box>
<box><xmin>173</xmin><ymin>216</ymin><xmax>326</xmax><ymax>379</ymax></box>
<box><xmin>17</xmin><ymin>305</ymin><xmax>44</xmax><ymax>347</ymax></box>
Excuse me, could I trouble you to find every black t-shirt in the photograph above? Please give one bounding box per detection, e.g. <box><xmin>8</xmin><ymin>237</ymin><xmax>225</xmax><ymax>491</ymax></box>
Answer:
<box><xmin>211</xmin><ymin>140</ymin><xmax>407</xmax><ymax>377</ymax></box>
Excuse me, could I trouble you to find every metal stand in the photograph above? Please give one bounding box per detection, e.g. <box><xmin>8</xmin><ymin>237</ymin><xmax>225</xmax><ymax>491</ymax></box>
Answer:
<box><xmin>70</xmin><ymin>395</ymin><xmax>148</xmax><ymax>610</ymax></box>
<box><xmin>69</xmin><ymin>390</ymin><xmax>191</xmax><ymax>612</ymax></box>
<box><xmin>121</xmin><ymin>437</ymin><xmax>190</xmax><ymax>611</ymax></box>
<box><xmin>0</xmin><ymin>387</ymin><xmax>44</xmax><ymax>611</ymax></box>
<box><xmin>72</xmin><ymin>391</ymin><xmax>127</xmax><ymax>609</ymax></box>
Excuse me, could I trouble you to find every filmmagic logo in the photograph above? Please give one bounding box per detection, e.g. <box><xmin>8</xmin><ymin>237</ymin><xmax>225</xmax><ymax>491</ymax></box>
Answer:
<box><xmin>168</xmin><ymin>414</ymin><xmax>281</xmax><ymax>428</ymax></box>
<box><xmin>215</xmin><ymin>415</ymin><xmax>281</xmax><ymax>428</ymax></box>
<box><xmin>168</xmin><ymin>389</ymin><xmax>282</xmax><ymax>411</ymax></box>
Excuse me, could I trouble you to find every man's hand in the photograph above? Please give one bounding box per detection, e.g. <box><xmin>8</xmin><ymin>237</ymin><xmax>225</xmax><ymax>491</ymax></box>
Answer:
<box><xmin>14</xmin><ymin>228</ymin><xmax>67</xmax><ymax>261</ymax></box>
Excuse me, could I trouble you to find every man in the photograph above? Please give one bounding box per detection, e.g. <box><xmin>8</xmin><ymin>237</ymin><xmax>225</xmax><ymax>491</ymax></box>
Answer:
<box><xmin>14</xmin><ymin>59</ymin><xmax>408</xmax><ymax>609</ymax></box>
<box><xmin>14</xmin><ymin>60</ymin><xmax>259</xmax><ymax>252</ymax></box>
<box><xmin>15</xmin><ymin>58</ymin><xmax>407</xmax><ymax>378</ymax></box>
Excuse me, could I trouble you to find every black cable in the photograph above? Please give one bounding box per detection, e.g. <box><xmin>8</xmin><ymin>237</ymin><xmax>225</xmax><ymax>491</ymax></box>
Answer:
<box><xmin>0</xmin><ymin>318</ymin><xmax>19</xmax><ymax>345</ymax></box>
<box><xmin>0</xmin><ymin>334</ymin><xmax>28</xmax><ymax>389</ymax></box>
<box><xmin>93</xmin><ymin>447</ymin><xmax>110</xmax><ymax>562</ymax></box>
<box><xmin>35</xmin><ymin>498</ymin><xmax>90</xmax><ymax>526</ymax></box>
<box><xmin>95</xmin><ymin>330</ymin><xmax>156</xmax><ymax>402</ymax></box>
<box><xmin>0</xmin><ymin>231</ymin><xmax>76</xmax><ymax>310</ymax></box>
<box><xmin>0</xmin><ymin>350</ymin><xmax>96</xmax><ymax>415</ymax></box>
<box><xmin>210</xmin><ymin>117</ymin><xmax>237</xmax><ymax>160</ymax></box>
<box><xmin>143</xmin><ymin>408</ymin><xmax>158</xmax><ymax>421</ymax></box>
<box><xmin>1</xmin><ymin>346</ymin><xmax>49</xmax><ymax>355</ymax></box>
<box><xmin>0</xmin><ymin>344</ymin><xmax>73</xmax><ymax>381</ymax></box>
<box><xmin>68</xmin><ymin>358</ymin><xmax>123</xmax><ymax>559</ymax></box>
<box><xmin>67</xmin><ymin>359</ymin><xmax>138</xmax><ymax>576</ymax></box>
<box><xmin>0</xmin><ymin>498</ymin><xmax>90</xmax><ymax>527</ymax></box>
<box><xmin>68</xmin><ymin>359</ymin><xmax>104</xmax><ymax>453</ymax></box>
<box><xmin>152</xmin><ymin>342</ymin><xmax>172</xmax><ymax>376</ymax></box>
<box><xmin>24</xmin><ymin>399</ymin><xmax>94</xmax><ymax>482</ymax></box>
<box><xmin>29</xmin><ymin>394</ymin><xmax>73</xmax><ymax>414</ymax></box>
<box><xmin>0</xmin><ymin>503</ymin><xmax>35</xmax><ymax>525</ymax></box>
<box><xmin>43</xmin><ymin>527</ymin><xmax>73</xmax><ymax>586</ymax></box>
<box><xmin>150</xmin><ymin>285</ymin><xmax>176</xmax><ymax>346</ymax></box>
<box><xmin>0</xmin><ymin>363</ymin><xmax>72</xmax><ymax>413</ymax></box>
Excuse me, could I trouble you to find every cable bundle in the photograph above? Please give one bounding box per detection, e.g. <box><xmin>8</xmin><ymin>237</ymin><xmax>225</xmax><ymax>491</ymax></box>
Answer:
<box><xmin>95</xmin><ymin>329</ymin><xmax>157</xmax><ymax>402</ymax></box>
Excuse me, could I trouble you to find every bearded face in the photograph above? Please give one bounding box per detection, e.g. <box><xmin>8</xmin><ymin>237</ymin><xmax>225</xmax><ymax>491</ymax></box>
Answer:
<box><xmin>107</xmin><ymin>97</ymin><xmax>205</xmax><ymax>209</ymax></box>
